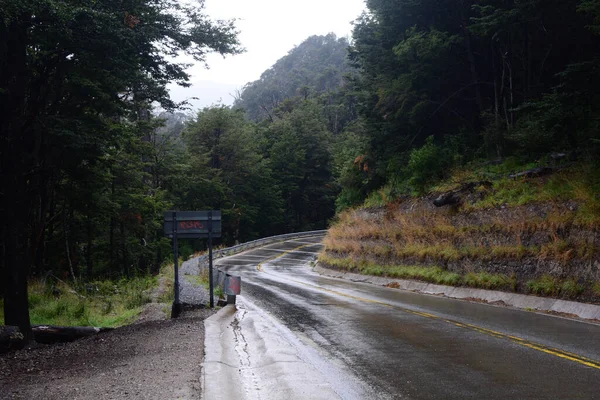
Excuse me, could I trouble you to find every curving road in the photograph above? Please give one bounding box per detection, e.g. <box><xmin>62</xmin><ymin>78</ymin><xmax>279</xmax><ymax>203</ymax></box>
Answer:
<box><xmin>207</xmin><ymin>235</ymin><xmax>600</xmax><ymax>399</ymax></box>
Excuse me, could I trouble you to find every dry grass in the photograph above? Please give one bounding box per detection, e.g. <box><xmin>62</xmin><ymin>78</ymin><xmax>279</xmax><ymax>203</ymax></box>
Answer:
<box><xmin>325</xmin><ymin>195</ymin><xmax>597</xmax><ymax>268</ymax></box>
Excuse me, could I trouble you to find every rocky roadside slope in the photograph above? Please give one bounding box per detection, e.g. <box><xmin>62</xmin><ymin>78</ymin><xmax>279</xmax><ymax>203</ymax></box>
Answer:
<box><xmin>321</xmin><ymin>183</ymin><xmax>600</xmax><ymax>304</ymax></box>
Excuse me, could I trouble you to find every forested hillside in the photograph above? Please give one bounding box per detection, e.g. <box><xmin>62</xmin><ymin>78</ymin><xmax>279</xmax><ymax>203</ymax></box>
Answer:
<box><xmin>234</xmin><ymin>33</ymin><xmax>354</xmax><ymax>125</ymax></box>
<box><xmin>338</xmin><ymin>0</ymin><xmax>600</xmax><ymax>206</ymax></box>
<box><xmin>2</xmin><ymin>0</ymin><xmax>600</xmax><ymax>337</ymax></box>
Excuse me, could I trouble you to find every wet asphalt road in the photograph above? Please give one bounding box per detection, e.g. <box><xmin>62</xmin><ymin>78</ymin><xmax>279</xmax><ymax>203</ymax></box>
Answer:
<box><xmin>216</xmin><ymin>236</ymin><xmax>600</xmax><ymax>399</ymax></box>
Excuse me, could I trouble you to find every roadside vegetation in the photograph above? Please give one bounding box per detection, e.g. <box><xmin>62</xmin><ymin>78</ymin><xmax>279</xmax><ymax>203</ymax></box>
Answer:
<box><xmin>3</xmin><ymin>0</ymin><xmax>600</xmax><ymax>336</ymax></box>
<box><xmin>0</xmin><ymin>261</ymin><xmax>177</xmax><ymax>328</ymax></box>
<box><xmin>319</xmin><ymin>254</ymin><xmax>517</xmax><ymax>290</ymax></box>
<box><xmin>321</xmin><ymin>158</ymin><xmax>600</xmax><ymax>302</ymax></box>
<box><xmin>0</xmin><ymin>277</ymin><xmax>153</xmax><ymax>328</ymax></box>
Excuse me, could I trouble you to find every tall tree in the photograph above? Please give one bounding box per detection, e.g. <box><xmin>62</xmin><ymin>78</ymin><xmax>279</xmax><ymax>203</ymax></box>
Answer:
<box><xmin>265</xmin><ymin>100</ymin><xmax>337</xmax><ymax>231</ymax></box>
<box><xmin>0</xmin><ymin>0</ymin><xmax>240</xmax><ymax>338</ymax></box>
<box><xmin>182</xmin><ymin>107</ymin><xmax>284</xmax><ymax>242</ymax></box>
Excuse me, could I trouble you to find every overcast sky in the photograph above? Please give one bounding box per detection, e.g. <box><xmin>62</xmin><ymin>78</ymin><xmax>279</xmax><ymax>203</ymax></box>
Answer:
<box><xmin>167</xmin><ymin>0</ymin><xmax>366</xmax><ymax>111</ymax></box>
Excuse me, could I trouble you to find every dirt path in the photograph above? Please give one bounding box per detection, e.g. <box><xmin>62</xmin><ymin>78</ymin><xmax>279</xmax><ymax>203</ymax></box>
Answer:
<box><xmin>0</xmin><ymin>308</ymin><xmax>214</xmax><ymax>399</ymax></box>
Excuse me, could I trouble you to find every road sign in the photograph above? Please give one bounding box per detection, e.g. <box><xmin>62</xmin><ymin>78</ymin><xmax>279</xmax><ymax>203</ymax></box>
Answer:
<box><xmin>163</xmin><ymin>211</ymin><xmax>221</xmax><ymax>239</ymax></box>
<box><xmin>164</xmin><ymin>210</ymin><xmax>222</xmax><ymax>315</ymax></box>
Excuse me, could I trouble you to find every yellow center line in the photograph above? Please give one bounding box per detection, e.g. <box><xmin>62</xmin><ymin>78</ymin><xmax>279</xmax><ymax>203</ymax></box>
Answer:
<box><xmin>251</xmin><ymin>244</ymin><xmax>600</xmax><ymax>371</ymax></box>
<box><xmin>256</xmin><ymin>243</ymin><xmax>318</xmax><ymax>271</ymax></box>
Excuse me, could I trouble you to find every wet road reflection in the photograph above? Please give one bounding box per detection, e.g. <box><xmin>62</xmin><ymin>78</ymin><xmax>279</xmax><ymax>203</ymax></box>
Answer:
<box><xmin>217</xmin><ymin>236</ymin><xmax>600</xmax><ymax>399</ymax></box>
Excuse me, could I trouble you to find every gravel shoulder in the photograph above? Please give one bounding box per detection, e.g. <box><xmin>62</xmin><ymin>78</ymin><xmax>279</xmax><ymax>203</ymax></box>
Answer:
<box><xmin>0</xmin><ymin>266</ymin><xmax>215</xmax><ymax>400</ymax></box>
<box><xmin>0</xmin><ymin>308</ymin><xmax>214</xmax><ymax>400</ymax></box>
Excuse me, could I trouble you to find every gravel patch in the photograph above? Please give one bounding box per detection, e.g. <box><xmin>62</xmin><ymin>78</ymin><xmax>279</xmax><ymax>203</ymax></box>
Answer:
<box><xmin>0</xmin><ymin>308</ymin><xmax>215</xmax><ymax>400</ymax></box>
<box><xmin>180</xmin><ymin>257</ymin><xmax>212</xmax><ymax>306</ymax></box>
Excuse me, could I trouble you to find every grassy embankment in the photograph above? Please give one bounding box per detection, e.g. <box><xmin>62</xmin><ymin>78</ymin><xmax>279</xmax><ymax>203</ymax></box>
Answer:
<box><xmin>321</xmin><ymin>161</ymin><xmax>600</xmax><ymax>301</ymax></box>
<box><xmin>0</xmin><ymin>262</ymin><xmax>175</xmax><ymax>328</ymax></box>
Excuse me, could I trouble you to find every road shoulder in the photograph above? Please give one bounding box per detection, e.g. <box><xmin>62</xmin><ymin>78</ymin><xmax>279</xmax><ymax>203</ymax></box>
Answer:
<box><xmin>202</xmin><ymin>302</ymin><xmax>370</xmax><ymax>400</ymax></box>
<box><xmin>0</xmin><ymin>309</ymin><xmax>213</xmax><ymax>400</ymax></box>
<box><xmin>314</xmin><ymin>264</ymin><xmax>600</xmax><ymax>322</ymax></box>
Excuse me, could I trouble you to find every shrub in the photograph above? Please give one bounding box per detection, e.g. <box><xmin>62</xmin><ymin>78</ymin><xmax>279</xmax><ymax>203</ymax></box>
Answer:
<box><xmin>463</xmin><ymin>272</ymin><xmax>516</xmax><ymax>290</ymax></box>
<box><xmin>407</xmin><ymin>136</ymin><xmax>451</xmax><ymax>194</ymax></box>
<box><xmin>527</xmin><ymin>275</ymin><xmax>559</xmax><ymax>296</ymax></box>
<box><xmin>559</xmin><ymin>279</ymin><xmax>584</xmax><ymax>298</ymax></box>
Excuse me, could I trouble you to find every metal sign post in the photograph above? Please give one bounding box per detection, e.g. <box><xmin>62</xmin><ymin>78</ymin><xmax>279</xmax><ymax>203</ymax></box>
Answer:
<box><xmin>171</xmin><ymin>211</ymin><xmax>181</xmax><ymax>318</ymax></box>
<box><xmin>208</xmin><ymin>211</ymin><xmax>214</xmax><ymax>308</ymax></box>
<box><xmin>164</xmin><ymin>210</ymin><xmax>222</xmax><ymax>316</ymax></box>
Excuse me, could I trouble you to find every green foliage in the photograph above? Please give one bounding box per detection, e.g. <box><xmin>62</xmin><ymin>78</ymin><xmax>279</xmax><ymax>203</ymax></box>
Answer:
<box><xmin>320</xmin><ymin>255</ymin><xmax>477</xmax><ymax>287</ymax></box>
<box><xmin>24</xmin><ymin>277</ymin><xmax>155</xmax><ymax>327</ymax></box>
<box><xmin>181</xmin><ymin>106</ymin><xmax>284</xmax><ymax>241</ymax></box>
<box><xmin>560</xmin><ymin>279</ymin><xmax>585</xmax><ymax>298</ymax></box>
<box><xmin>527</xmin><ymin>275</ymin><xmax>560</xmax><ymax>297</ymax></box>
<box><xmin>463</xmin><ymin>272</ymin><xmax>517</xmax><ymax>291</ymax></box>
<box><xmin>578</xmin><ymin>0</ymin><xmax>600</xmax><ymax>33</ymax></box>
<box><xmin>345</xmin><ymin>0</ymin><xmax>600</xmax><ymax>205</ymax></box>
<box><xmin>407</xmin><ymin>136</ymin><xmax>451</xmax><ymax>194</ymax></box>
<box><xmin>264</xmin><ymin>100</ymin><xmax>337</xmax><ymax>231</ymax></box>
<box><xmin>526</xmin><ymin>275</ymin><xmax>584</xmax><ymax>299</ymax></box>
<box><xmin>466</xmin><ymin>162</ymin><xmax>600</xmax><ymax>227</ymax></box>
<box><xmin>333</xmin><ymin>122</ymin><xmax>372</xmax><ymax>211</ymax></box>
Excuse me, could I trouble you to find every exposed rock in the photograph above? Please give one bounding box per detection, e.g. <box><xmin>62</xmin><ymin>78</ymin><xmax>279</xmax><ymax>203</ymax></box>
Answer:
<box><xmin>433</xmin><ymin>181</ymin><xmax>492</xmax><ymax>208</ymax></box>
<box><xmin>0</xmin><ymin>326</ymin><xmax>25</xmax><ymax>354</ymax></box>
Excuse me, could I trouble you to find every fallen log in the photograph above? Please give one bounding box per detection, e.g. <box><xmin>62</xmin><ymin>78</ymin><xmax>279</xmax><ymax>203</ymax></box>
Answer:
<box><xmin>433</xmin><ymin>181</ymin><xmax>492</xmax><ymax>208</ymax></box>
<box><xmin>509</xmin><ymin>166</ymin><xmax>554</xmax><ymax>179</ymax></box>
<box><xmin>33</xmin><ymin>325</ymin><xmax>113</xmax><ymax>344</ymax></box>
<box><xmin>0</xmin><ymin>326</ymin><xmax>25</xmax><ymax>353</ymax></box>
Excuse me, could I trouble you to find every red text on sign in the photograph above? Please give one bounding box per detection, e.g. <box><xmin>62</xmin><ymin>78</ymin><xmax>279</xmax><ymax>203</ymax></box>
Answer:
<box><xmin>179</xmin><ymin>221</ymin><xmax>204</xmax><ymax>230</ymax></box>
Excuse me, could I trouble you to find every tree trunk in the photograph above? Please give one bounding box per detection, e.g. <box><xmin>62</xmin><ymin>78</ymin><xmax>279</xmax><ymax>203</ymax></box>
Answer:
<box><xmin>120</xmin><ymin>220</ymin><xmax>129</xmax><ymax>278</ymax></box>
<box><xmin>86</xmin><ymin>212</ymin><xmax>93</xmax><ymax>279</ymax></box>
<box><xmin>0</xmin><ymin>13</ymin><xmax>34</xmax><ymax>341</ymax></box>
<box><xmin>492</xmin><ymin>43</ymin><xmax>502</xmax><ymax>159</ymax></box>
<box><xmin>110</xmin><ymin>180</ymin><xmax>116</xmax><ymax>272</ymax></box>
<box><xmin>3</xmin><ymin>217</ymin><xmax>33</xmax><ymax>341</ymax></box>
<box><xmin>64</xmin><ymin>205</ymin><xmax>77</xmax><ymax>283</ymax></box>
<box><xmin>460</xmin><ymin>0</ymin><xmax>483</xmax><ymax>114</ymax></box>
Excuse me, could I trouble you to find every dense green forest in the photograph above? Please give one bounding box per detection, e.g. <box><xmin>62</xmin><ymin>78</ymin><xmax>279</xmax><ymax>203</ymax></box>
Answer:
<box><xmin>2</xmin><ymin>0</ymin><xmax>600</xmax><ymax>337</ymax></box>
